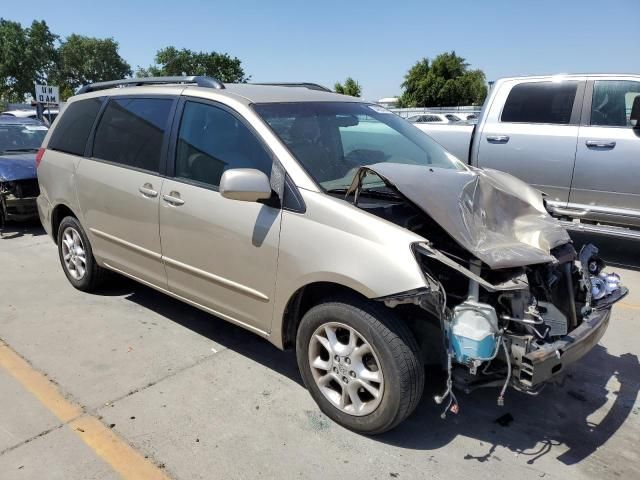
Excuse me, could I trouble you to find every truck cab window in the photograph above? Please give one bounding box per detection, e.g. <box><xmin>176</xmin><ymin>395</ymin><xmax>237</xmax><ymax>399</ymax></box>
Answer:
<box><xmin>501</xmin><ymin>82</ymin><xmax>578</xmax><ymax>125</ymax></box>
<box><xmin>591</xmin><ymin>80</ymin><xmax>640</xmax><ymax>127</ymax></box>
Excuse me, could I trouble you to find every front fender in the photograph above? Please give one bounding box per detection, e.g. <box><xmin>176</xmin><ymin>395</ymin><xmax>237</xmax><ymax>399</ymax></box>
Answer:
<box><xmin>271</xmin><ymin>190</ymin><xmax>428</xmax><ymax>346</ymax></box>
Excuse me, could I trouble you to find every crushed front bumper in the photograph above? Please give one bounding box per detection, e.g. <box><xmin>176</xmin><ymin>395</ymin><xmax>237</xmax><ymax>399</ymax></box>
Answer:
<box><xmin>517</xmin><ymin>288</ymin><xmax>627</xmax><ymax>387</ymax></box>
<box><xmin>1</xmin><ymin>179</ymin><xmax>40</xmax><ymax>223</ymax></box>
<box><xmin>3</xmin><ymin>195</ymin><xmax>38</xmax><ymax>221</ymax></box>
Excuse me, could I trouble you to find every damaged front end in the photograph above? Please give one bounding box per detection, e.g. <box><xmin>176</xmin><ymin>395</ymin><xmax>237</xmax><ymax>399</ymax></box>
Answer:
<box><xmin>347</xmin><ymin>163</ymin><xmax>628</xmax><ymax>415</ymax></box>
<box><xmin>413</xmin><ymin>241</ymin><xmax>626</xmax><ymax>410</ymax></box>
<box><xmin>0</xmin><ymin>179</ymin><xmax>40</xmax><ymax>228</ymax></box>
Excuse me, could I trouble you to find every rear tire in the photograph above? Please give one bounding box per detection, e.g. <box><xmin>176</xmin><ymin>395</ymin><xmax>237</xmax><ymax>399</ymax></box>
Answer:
<box><xmin>296</xmin><ymin>296</ymin><xmax>424</xmax><ymax>434</ymax></box>
<box><xmin>57</xmin><ymin>216</ymin><xmax>106</xmax><ymax>292</ymax></box>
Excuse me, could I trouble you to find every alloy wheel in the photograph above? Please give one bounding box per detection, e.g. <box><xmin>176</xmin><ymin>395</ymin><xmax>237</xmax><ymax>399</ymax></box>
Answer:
<box><xmin>61</xmin><ymin>227</ymin><xmax>87</xmax><ymax>280</ymax></box>
<box><xmin>308</xmin><ymin>322</ymin><xmax>384</xmax><ymax>416</ymax></box>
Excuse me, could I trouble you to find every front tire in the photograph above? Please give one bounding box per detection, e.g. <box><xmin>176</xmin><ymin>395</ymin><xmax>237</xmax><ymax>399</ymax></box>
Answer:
<box><xmin>296</xmin><ymin>297</ymin><xmax>424</xmax><ymax>434</ymax></box>
<box><xmin>57</xmin><ymin>216</ymin><xmax>106</xmax><ymax>292</ymax></box>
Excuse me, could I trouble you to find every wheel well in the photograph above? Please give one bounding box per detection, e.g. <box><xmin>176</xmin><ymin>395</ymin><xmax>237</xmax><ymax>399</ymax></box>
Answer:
<box><xmin>281</xmin><ymin>282</ymin><xmax>444</xmax><ymax>366</ymax></box>
<box><xmin>281</xmin><ymin>282</ymin><xmax>371</xmax><ymax>350</ymax></box>
<box><xmin>51</xmin><ymin>205</ymin><xmax>77</xmax><ymax>243</ymax></box>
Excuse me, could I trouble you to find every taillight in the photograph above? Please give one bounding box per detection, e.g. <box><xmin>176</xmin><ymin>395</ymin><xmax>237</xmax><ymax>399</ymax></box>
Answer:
<box><xmin>35</xmin><ymin>148</ymin><xmax>45</xmax><ymax>168</ymax></box>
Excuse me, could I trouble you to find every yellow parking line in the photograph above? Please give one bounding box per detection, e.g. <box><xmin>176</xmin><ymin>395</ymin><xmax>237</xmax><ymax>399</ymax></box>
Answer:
<box><xmin>70</xmin><ymin>416</ymin><xmax>170</xmax><ymax>480</ymax></box>
<box><xmin>0</xmin><ymin>341</ymin><xmax>81</xmax><ymax>423</ymax></box>
<box><xmin>0</xmin><ymin>341</ymin><xmax>170</xmax><ymax>480</ymax></box>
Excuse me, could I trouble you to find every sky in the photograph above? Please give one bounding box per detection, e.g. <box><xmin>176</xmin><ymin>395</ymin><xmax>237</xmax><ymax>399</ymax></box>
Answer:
<box><xmin>4</xmin><ymin>0</ymin><xmax>639</xmax><ymax>101</ymax></box>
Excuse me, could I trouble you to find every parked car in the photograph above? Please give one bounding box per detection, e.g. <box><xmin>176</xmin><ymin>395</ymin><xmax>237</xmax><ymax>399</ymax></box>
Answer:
<box><xmin>37</xmin><ymin>76</ymin><xmax>626</xmax><ymax>434</ymax></box>
<box><xmin>416</xmin><ymin>74</ymin><xmax>640</xmax><ymax>239</ymax></box>
<box><xmin>0</xmin><ymin>116</ymin><xmax>47</xmax><ymax>227</ymax></box>
<box><xmin>1</xmin><ymin>108</ymin><xmax>59</xmax><ymax>125</ymax></box>
<box><xmin>444</xmin><ymin>112</ymin><xmax>478</xmax><ymax>121</ymax></box>
<box><xmin>407</xmin><ymin>113</ymin><xmax>456</xmax><ymax>124</ymax></box>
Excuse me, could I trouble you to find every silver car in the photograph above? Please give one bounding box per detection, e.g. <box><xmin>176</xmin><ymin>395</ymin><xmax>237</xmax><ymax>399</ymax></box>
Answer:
<box><xmin>37</xmin><ymin>76</ymin><xmax>627</xmax><ymax>433</ymax></box>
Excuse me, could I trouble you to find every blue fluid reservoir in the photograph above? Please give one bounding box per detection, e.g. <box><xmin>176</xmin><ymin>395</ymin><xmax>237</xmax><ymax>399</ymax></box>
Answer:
<box><xmin>449</xmin><ymin>301</ymin><xmax>499</xmax><ymax>363</ymax></box>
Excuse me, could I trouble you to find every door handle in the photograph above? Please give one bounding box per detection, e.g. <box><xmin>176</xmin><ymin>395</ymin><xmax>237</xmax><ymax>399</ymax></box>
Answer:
<box><xmin>139</xmin><ymin>183</ymin><xmax>158</xmax><ymax>198</ymax></box>
<box><xmin>486</xmin><ymin>135</ymin><xmax>510</xmax><ymax>144</ymax></box>
<box><xmin>162</xmin><ymin>192</ymin><xmax>185</xmax><ymax>206</ymax></box>
<box><xmin>586</xmin><ymin>140</ymin><xmax>616</xmax><ymax>149</ymax></box>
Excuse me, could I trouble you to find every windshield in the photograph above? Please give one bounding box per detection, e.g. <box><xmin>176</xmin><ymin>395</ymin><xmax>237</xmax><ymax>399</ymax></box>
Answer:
<box><xmin>0</xmin><ymin>123</ymin><xmax>47</xmax><ymax>154</ymax></box>
<box><xmin>254</xmin><ymin>102</ymin><xmax>466</xmax><ymax>190</ymax></box>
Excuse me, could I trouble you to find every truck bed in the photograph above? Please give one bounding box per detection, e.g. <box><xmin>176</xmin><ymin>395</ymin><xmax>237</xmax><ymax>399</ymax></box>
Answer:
<box><xmin>414</xmin><ymin>123</ymin><xmax>475</xmax><ymax>163</ymax></box>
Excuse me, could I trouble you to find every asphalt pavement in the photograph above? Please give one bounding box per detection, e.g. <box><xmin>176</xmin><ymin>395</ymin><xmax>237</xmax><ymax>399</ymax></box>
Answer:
<box><xmin>0</xmin><ymin>222</ymin><xmax>638</xmax><ymax>480</ymax></box>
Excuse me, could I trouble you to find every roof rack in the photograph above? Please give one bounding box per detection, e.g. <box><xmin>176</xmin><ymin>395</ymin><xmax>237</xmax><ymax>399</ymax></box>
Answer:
<box><xmin>76</xmin><ymin>76</ymin><xmax>225</xmax><ymax>94</ymax></box>
<box><xmin>250</xmin><ymin>82</ymin><xmax>332</xmax><ymax>92</ymax></box>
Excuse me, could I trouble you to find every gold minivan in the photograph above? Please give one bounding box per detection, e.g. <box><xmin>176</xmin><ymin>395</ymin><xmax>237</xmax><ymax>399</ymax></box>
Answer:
<box><xmin>37</xmin><ymin>76</ymin><xmax>626</xmax><ymax>434</ymax></box>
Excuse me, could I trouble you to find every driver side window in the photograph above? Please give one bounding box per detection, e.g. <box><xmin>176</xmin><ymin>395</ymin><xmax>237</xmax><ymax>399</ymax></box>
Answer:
<box><xmin>175</xmin><ymin>101</ymin><xmax>273</xmax><ymax>188</ymax></box>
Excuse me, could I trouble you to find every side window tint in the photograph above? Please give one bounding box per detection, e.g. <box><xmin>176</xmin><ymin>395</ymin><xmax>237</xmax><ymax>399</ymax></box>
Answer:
<box><xmin>501</xmin><ymin>82</ymin><xmax>578</xmax><ymax>124</ymax></box>
<box><xmin>591</xmin><ymin>80</ymin><xmax>640</xmax><ymax>127</ymax></box>
<box><xmin>175</xmin><ymin>101</ymin><xmax>272</xmax><ymax>188</ymax></box>
<box><xmin>48</xmin><ymin>98</ymin><xmax>103</xmax><ymax>155</ymax></box>
<box><xmin>93</xmin><ymin>97</ymin><xmax>173</xmax><ymax>173</ymax></box>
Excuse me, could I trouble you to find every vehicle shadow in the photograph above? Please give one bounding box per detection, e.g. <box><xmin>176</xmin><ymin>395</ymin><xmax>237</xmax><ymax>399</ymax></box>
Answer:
<box><xmin>0</xmin><ymin>220</ymin><xmax>46</xmax><ymax>240</ymax></box>
<box><xmin>115</xmin><ymin>277</ymin><xmax>303</xmax><ymax>386</ymax></box>
<box><xmin>381</xmin><ymin>347</ymin><xmax>639</xmax><ymax>467</ymax></box>
<box><xmin>110</xmin><ymin>275</ymin><xmax>639</xmax><ymax>468</ymax></box>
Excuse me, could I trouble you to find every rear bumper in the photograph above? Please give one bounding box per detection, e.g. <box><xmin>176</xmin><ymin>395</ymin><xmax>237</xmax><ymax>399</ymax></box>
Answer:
<box><xmin>517</xmin><ymin>292</ymin><xmax>626</xmax><ymax>387</ymax></box>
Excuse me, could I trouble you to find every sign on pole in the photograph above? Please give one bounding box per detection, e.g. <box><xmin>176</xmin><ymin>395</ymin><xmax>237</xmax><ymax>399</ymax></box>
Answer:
<box><xmin>34</xmin><ymin>84</ymin><xmax>60</xmax><ymax>105</ymax></box>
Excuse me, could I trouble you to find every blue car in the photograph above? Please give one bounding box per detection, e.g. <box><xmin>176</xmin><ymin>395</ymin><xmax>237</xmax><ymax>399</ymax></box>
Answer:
<box><xmin>0</xmin><ymin>116</ymin><xmax>48</xmax><ymax>227</ymax></box>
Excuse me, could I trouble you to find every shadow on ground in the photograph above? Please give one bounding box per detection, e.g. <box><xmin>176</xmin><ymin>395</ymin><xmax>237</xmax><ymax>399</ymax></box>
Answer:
<box><xmin>7</xmin><ymin>224</ymin><xmax>638</xmax><ymax>468</ymax></box>
<box><xmin>106</xmin><ymin>271</ymin><xmax>639</xmax><ymax>469</ymax></box>
<box><xmin>0</xmin><ymin>220</ymin><xmax>45</xmax><ymax>240</ymax></box>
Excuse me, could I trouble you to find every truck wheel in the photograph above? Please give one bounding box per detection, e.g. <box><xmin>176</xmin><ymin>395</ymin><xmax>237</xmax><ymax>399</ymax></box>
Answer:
<box><xmin>296</xmin><ymin>297</ymin><xmax>424</xmax><ymax>434</ymax></box>
<box><xmin>57</xmin><ymin>216</ymin><xmax>106</xmax><ymax>292</ymax></box>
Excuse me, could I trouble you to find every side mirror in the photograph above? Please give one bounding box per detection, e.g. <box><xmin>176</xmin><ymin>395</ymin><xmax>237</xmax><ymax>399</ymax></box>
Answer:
<box><xmin>631</xmin><ymin>95</ymin><xmax>640</xmax><ymax>127</ymax></box>
<box><xmin>220</xmin><ymin>168</ymin><xmax>272</xmax><ymax>202</ymax></box>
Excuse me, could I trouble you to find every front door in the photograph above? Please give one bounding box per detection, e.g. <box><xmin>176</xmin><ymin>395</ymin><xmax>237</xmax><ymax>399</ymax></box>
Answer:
<box><xmin>75</xmin><ymin>96</ymin><xmax>175</xmax><ymax>287</ymax></box>
<box><xmin>159</xmin><ymin>99</ymin><xmax>280</xmax><ymax>333</ymax></box>
<box><xmin>569</xmin><ymin>79</ymin><xmax>640</xmax><ymax>227</ymax></box>
<box><xmin>476</xmin><ymin>80</ymin><xmax>584</xmax><ymax>205</ymax></box>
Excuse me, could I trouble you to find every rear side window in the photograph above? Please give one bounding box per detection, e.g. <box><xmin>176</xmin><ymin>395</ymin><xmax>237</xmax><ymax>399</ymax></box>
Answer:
<box><xmin>501</xmin><ymin>82</ymin><xmax>578</xmax><ymax>124</ymax></box>
<box><xmin>591</xmin><ymin>80</ymin><xmax>640</xmax><ymax>127</ymax></box>
<box><xmin>92</xmin><ymin>97</ymin><xmax>173</xmax><ymax>173</ymax></box>
<box><xmin>48</xmin><ymin>98</ymin><xmax>103</xmax><ymax>155</ymax></box>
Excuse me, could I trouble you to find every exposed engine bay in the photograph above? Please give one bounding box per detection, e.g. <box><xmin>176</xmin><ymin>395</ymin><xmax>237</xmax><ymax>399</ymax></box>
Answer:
<box><xmin>342</xmin><ymin>163</ymin><xmax>628</xmax><ymax>416</ymax></box>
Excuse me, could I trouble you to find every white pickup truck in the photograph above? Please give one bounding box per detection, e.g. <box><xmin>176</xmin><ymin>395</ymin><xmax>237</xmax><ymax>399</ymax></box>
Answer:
<box><xmin>416</xmin><ymin>74</ymin><xmax>640</xmax><ymax>239</ymax></box>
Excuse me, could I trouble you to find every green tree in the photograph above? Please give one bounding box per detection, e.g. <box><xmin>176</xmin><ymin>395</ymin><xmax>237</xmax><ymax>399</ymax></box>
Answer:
<box><xmin>52</xmin><ymin>34</ymin><xmax>131</xmax><ymax>99</ymax></box>
<box><xmin>334</xmin><ymin>77</ymin><xmax>362</xmax><ymax>97</ymax></box>
<box><xmin>399</xmin><ymin>51</ymin><xmax>487</xmax><ymax>107</ymax></box>
<box><xmin>0</xmin><ymin>19</ymin><xmax>57</xmax><ymax>102</ymax></box>
<box><xmin>136</xmin><ymin>47</ymin><xmax>248</xmax><ymax>83</ymax></box>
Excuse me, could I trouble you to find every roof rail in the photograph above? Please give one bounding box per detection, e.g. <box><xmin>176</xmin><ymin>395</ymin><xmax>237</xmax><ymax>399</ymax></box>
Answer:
<box><xmin>250</xmin><ymin>82</ymin><xmax>332</xmax><ymax>92</ymax></box>
<box><xmin>76</xmin><ymin>76</ymin><xmax>225</xmax><ymax>95</ymax></box>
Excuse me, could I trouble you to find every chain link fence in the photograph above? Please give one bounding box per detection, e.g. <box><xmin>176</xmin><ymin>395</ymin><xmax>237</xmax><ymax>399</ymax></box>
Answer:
<box><xmin>389</xmin><ymin>106</ymin><xmax>481</xmax><ymax>118</ymax></box>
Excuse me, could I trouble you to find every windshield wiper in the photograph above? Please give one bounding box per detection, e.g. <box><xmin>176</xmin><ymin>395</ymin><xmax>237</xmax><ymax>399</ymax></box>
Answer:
<box><xmin>325</xmin><ymin>188</ymin><xmax>350</xmax><ymax>194</ymax></box>
<box><xmin>1</xmin><ymin>148</ymin><xmax>39</xmax><ymax>154</ymax></box>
